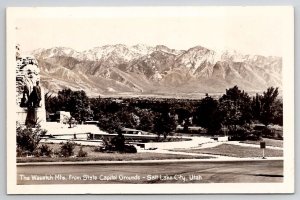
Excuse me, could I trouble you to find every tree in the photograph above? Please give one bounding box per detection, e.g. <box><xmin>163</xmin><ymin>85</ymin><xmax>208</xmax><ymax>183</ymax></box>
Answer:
<box><xmin>96</xmin><ymin>108</ymin><xmax>140</xmax><ymax>133</ymax></box>
<box><xmin>272</xmin><ymin>99</ymin><xmax>283</xmax><ymax>126</ymax></box>
<box><xmin>136</xmin><ymin>109</ymin><xmax>156</xmax><ymax>132</ymax></box>
<box><xmin>69</xmin><ymin>90</ymin><xmax>93</xmax><ymax>123</ymax></box>
<box><xmin>219</xmin><ymin>86</ymin><xmax>252</xmax><ymax>128</ymax></box>
<box><xmin>111</xmin><ymin>132</ymin><xmax>125</xmax><ymax>152</ymax></box>
<box><xmin>175</xmin><ymin>107</ymin><xmax>191</xmax><ymax>125</ymax></box>
<box><xmin>118</xmin><ymin>108</ymin><xmax>140</xmax><ymax>129</ymax></box>
<box><xmin>97</xmin><ymin>113</ymin><xmax>123</xmax><ymax>134</ymax></box>
<box><xmin>219</xmin><ymin>99</ymin><xmax>242</xmax><ymax>132</ymax></box>
<box><xmin>251</xmin><ymin>93</ymin><xmax>262</xmax><ymax>123</ymax></box>
<box><xmin>45</xmin><ymin>92</ymin><xmax>58</xmax><ymax>114</ymax></box>
<box><xmin>260</xmin><ymin>87</ymin><xmax>281</xmax><ymax>125</ymax></box>
<box><xmin>194</xmin><ymin>95</ymin><xmax>222</xmax><ymax>134</ymax></box>
<box><xmin>47</xmin><ymin>88</ymin><xmax>93</xmax><ymax>123</ymax></box>
<box><xmin>153</xmin><ymin>112</ymin><xmax>176</xmax><ymax>139</ymax></box>
<box><xmin>250</xmin><ymin>87</ymin><xmax>282</xmax><ymax>126</ymax></box>
<box><xmin>216</xmin><ymin>85</ymin><xmax>254</xmax><ymax>140</ymax></box>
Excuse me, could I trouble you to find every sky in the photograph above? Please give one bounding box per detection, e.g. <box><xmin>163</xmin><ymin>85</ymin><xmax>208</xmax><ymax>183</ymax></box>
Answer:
<box><xmin>14</xmin><ymin>7</ymin><xmax>290</xmax><ymax>56</ymax></box>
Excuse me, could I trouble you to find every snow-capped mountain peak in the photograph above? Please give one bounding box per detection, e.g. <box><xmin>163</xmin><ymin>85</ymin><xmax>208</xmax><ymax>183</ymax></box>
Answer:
<box><xmin>31</xmin><ymin>44</ymin><xmax>282</xmax><ymax>96</ymax></box>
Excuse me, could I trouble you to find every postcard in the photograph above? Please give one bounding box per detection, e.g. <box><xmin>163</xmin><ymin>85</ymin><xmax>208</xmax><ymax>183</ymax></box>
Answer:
<box><xmin>6</xmin><ymin>6</ymin><xmax>294</xmax><ymax>194</ymax></box>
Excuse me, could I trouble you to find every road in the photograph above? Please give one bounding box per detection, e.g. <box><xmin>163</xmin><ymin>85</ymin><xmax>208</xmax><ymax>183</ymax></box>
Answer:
<box><xmin>17</xmin><ymin>160</ymin><xmax>283</xmax><ymax>184</ymax></box>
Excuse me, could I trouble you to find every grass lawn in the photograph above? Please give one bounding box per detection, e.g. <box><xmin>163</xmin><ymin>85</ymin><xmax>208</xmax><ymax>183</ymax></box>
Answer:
<box><xmin>239</xmin><ymin>138</ymin><xmax>283</xmax><ymax>148</ymax></box>
<box><xmin>17</xmin><ymin>143</ymin><xmax>212</xmax><ymax>163</ymax></box>
<box><xmin>174</xmin><ymin>144</ymin><xmax>283</xmax><ymax>158</ymax></box>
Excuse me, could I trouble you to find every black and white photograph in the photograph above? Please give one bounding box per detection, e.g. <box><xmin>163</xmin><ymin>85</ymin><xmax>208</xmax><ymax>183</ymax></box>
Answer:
<box><xmin>6</xmin><ymin>7</ymin><xmax>294</xmax><ymax>194</ymax></box>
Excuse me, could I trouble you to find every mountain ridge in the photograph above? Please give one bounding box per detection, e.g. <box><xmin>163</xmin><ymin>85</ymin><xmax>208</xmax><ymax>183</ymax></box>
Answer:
<box><xmin>31</xmin><ymin>44</ymin><xmax>282</xmax><ymax>97</ymax></box>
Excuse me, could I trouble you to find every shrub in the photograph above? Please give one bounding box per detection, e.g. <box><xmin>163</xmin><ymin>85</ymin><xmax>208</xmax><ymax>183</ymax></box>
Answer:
<box><xmin>60</xmin><ymin>141</ymin><xmax>75</xmax><ymax>157</ymax></box>
<box><xmin>77</xmin><ymin>147</ymin><xmax>88</xmax><ymax>157</ymax></box>
<box><xmin>16</xmin><ymin>122</ymin><xmax>47</xmax><ymax>156</ymax></box>
<box><xmin>228</xmin><ymin>125</ymin><xmax>251</xmax><ymax>141</ymax></box>
<box><xmin>16</xmin><ymin>147</ymin><xmax>29</xmax><ymax>157</ymax></box>
<box><xmin>124</xmin><ymin>145</ymin><xmax>137</xmax><ymax>153</ymax></box>
<box><xmin>16</xmin><ymin>147</ymin><xmax>22</xmax><ymax>157</ymax></box>
<box><xmin>94</xmin><ymin>146</ymin><xmax>103</xmax><ymax>152</ymax></box>
<box><xmin>228</xmin><ymin>124</ymin><xmax>262</xmax><ymax>141</ymax></box>
<box><xmin>262</xmin><ymin>127</ymin><xmax>274</xmax><ymax>138</ymax></box>
<box><xmin>53</xmin><ymin>149</ymin><xmax>61</xmax><ymax>157</ymax></box>
<box><xmin>94</xmin><ymin>137</ymin><xmax>114</xmax><ymax>152</ymax></box>
<box><xmin>38</xmin><ymin>144</ymin><xmax>53</xmax><ymax>157</ymax></box>
<box><xmin>277</xmin><ymin>134</ymin><xmax>283</xmax><ymax>140</ymax></box>
<box><xmin>94</xmin><ymin>144</ymin><xmax>114</xmax><ymax>153</ymax></box>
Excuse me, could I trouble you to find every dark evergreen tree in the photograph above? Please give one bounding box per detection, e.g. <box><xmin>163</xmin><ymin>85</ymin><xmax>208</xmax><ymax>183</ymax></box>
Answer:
<box><xmin>153</xmin><ymin>112</ymin><xmax>176</xmax><ymax>139</ymax></box>
<box><xmin>194</xmin><ymin>95</ymin><xmax>222</xmax><ymax>134</ymax></box>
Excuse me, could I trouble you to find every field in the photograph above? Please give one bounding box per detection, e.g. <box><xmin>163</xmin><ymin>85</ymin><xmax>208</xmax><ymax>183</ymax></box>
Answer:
<box><xmin>174</xmin><ymin>144</ymin><xmax>283</xmax><ymax>158</ymax></box>
<box><xmin>239</xmin><ymin>138</ymin><xmax>283</xmax><ymax>148</ymax></box>
<box><xmin>17</xmin><ymin>143</ymin><xmax>212</xmax><ymax>163</ymax></box>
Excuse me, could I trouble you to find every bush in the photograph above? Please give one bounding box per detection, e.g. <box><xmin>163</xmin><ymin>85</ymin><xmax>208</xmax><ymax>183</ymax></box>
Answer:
<box><xmin>124</xmin><ymin>145</ymin><xmax>137</xmax><ymax>153</ymax></box>
<box><xmin>16</xmin><ymin>147</ymin><xmax>30</xmax><ymax>157</ymax></box>
<box><xmin>38</xmin><ymin>144</ymin><xmax>53</xmax><ymax>157</ymax></box>
<box><xmin>94</xmin><ymin>144</ymin><xmax>114</xmax><ymax>153</ymax></box>
<box><xmin>262</xmin><ymin>127</ymin><xmax>274</xmax><ymax>138</ymax></box>
<box><xmin>94</xmin><ymin>145</ymin><xmax>104</xmax><ymax>152</ymax></box>
<box><xmin>94</xmin><ymin>143</ymin><xmax>137</xmax><ymax>154</ymax></box>
<box><xmin>228</xmin><ymin>125</ymin><xmax>262</xmax><ymax>141</ymax></box>
<box><xmin>16</xmin><ymin>147</ymin><xmax>23</xmax><ymax>157</ymax></box>
<box><xmin>16</xmin><ymin>122</ymin><xmax>47</xmax><ymax>156</ymax></box>
<box><xmin>277</xmin><ymin>134</ymin><xmax>283</xmax><ymax>140</ymax></box>
<box><xmin>94</xmin><ymin>138</ymin><xmax>114</xmax><ymax>152</ymax></box>
<box><xmin>228</xmin><ymin>125</ymin><xmax>251</xmax><ymax>141</ymax></box>
<box><xmin>60</xmin><ymin>141</ymin><xmax>75</xmax><ymax>157</ymax></box>
<box><xmin>53</xmin><ymin>149</ymin><xmax>61</xmax><ymax>157</ymax></box>
<box><xmin>77</xmin><ymin>147</ymin><xmax>88</xmax><ymax>157</ymax></box>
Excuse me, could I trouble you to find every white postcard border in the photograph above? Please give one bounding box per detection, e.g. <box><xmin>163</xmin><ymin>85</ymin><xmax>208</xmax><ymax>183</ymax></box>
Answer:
<box><xmin>6</xmin><ymin>6</ymin><xmax>295</xmax><ymax>194</ymax></box>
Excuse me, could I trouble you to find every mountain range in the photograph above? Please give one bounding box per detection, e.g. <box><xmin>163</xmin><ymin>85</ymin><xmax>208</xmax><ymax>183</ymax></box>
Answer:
<box><xmin>31</xmin><ymin>44</ymin><xmax>282</xmax><ymax>97</ymax></box>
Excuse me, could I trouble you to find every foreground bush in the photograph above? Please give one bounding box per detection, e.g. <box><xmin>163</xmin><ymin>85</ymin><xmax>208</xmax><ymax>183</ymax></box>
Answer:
<box><xmin>124</xmin><ymin>145</ymin><xmax>137</xmax><ymax>153</ymax></box>
<box><xmin>16</xmin><ymin>122</ymin><xmax>47</xmax><ymax>156</ymax></box>
<box><xmin>228</xmin><ymin>125</ymin><xmax>261</xmax><ymax>141</ymax></box>
<box><xmin>38</xmin><ymin>144</ymin><xmax>53</xmax><ymax>157</ymax></box>
<box><xmin>77</xmin><ymin>147</ymin><xmax>88</xmax><ymax>157</ymax></box>
<box><xmin>60</xmin><ymin>141</ymin><xmax>75</xmax><ymax>157</ymax></box>
<box><xmin>95</xmin><ymin>144</ymin><xmax>137</xmax><ymax>154</ymax></box>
